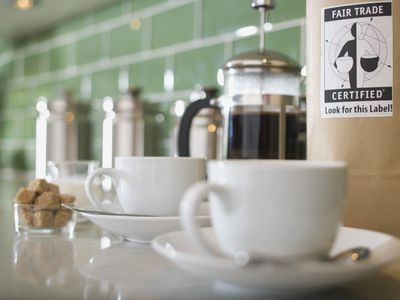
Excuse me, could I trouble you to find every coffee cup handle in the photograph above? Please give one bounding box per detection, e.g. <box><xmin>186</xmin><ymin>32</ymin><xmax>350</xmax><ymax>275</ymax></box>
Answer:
<box><xmin>180</xmin><ymin>181</ymin><xmax>228</xmax><ymax>257</ymax></box>
<box><xmin>85</xmin><ymin>168</ymin><xmax>121</xmax><ymax>212</ymax></box>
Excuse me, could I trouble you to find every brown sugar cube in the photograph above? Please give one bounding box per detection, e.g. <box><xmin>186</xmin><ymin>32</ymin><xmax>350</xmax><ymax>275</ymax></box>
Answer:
<box><xmin>14</xmin><ymin>187</ymin><xmax>35</xmax><ymax>204</ymax></box>
<box><xmin>54</xmin><ymin>209</ymin><xmax>72</xmax><ymax>227</ymax></box>
<box><xmin>34</xmin><ymin>191</ymin><xmax>60</xmax><ymax>209</ymax></box>
<box><xmin>47</xmin><ymin>183</ymin><xmax>60</xmax><ymax>195</ymax></box>
<box><xmin>19</xmin><ymin>208</ymin><xmax>34</xmax><ymax>226</ymax></box>
<box><xmin>33</xmin><ymin>210</ymin><xmax>53</xmax><ymax>228</ymax></box>
<box><xmin>27</xmin><ymin>179</ymin><xmax>49</xmax><ymax>194</ymax></box>
<box><xmin>60</xmin><ymin>194</ymin><xmax>76</xmax><ymax>204</ymax></box>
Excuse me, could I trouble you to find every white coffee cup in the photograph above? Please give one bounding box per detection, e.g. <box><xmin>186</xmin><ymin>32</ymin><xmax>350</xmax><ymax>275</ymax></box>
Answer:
<box><xmin>86</xmin><ymin>157</ymin><xmax>206</xmax><ymax>216</ymax></box>
<box><xmin>180</xmin><ymin>160</ymin><xmax>347</xmax><ymax>262</ymax></box>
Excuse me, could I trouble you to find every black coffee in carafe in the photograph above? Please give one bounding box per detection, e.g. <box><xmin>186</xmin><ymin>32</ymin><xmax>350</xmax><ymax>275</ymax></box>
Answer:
<box><xmin>227</xmin><ymin>111</ymin><xmax>300</xmax><ymax>159</ymax></box>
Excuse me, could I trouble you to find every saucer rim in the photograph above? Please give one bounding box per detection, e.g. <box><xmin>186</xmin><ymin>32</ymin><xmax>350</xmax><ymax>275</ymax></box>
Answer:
<box><xmin>78</xmin><ymin>205</ymin><xmax>209</xmax><ymax>220</ymax></box>
<box><xmin>151</xmin><ymin>226</ymin><xmax>400</xmax><ymax>291</ymax></box>
<box><xmin>80</xmin><ymin>207</ymin><xmax>211</xmax><ymax>243</ymax></box>
<box><xmin>152</xmin><ymin>226</ymin><xmax>400</xmax><ymax>272</ymax></box>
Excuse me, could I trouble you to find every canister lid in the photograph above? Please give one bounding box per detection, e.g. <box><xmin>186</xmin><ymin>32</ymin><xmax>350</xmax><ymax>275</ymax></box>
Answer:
<box><xmin>223</xmin><ymin>50</ymin><xmax>300</xmax><ymax>74</ymax></box>
<box><xmin>49</xmin><ymin>90</ymin><xmax>75</xmax><ymax>113</ymax></box>
<box><xmin>116</xmin><ymin>86</ymin><xmax>142</xmax><ymax>112</ymax></box>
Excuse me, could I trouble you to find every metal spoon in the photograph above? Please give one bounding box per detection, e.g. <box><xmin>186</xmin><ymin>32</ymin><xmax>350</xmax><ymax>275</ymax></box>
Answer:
<box><xmin>329</xmin><ymin>246</ymin><xmax>370</xmax><ymax>263</ymax></box>
<box><xmin>234</xmin><ymin>247</ymin><xmax>370</xmax><ymax>267</ymax></box>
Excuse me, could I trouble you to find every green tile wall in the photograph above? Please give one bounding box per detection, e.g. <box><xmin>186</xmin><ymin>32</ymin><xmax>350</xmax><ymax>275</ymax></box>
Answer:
<box><xmin>49</xmin><ymin>44</ymin><xmax>75</xmax><ymax>71</ymax></box>
<box><xmin>233</xmin><ymin>27</ymin><xmax>302</xmax><ymax>63</ymax></box>
<box><xmin>54</xmin><ymin>16</ymin><xmax>87</xmax><ymax>36</ymax></box>
<box><xmin>129</xmin><ymin>58</ymin><xmax>165</xmax><ymax>93</ymax></box>
<box><xmin>110</xmin><ymin>23</ymin><xmax>143</xmax><ymax>57</ymax></box>
<box><xmin>77</xmin><ymin>34</ymin><xmax>103</xmax><ymax>65</ymax></box>
<box><xmin>94</xmin><ymin>1</ymin><xmax>123</xmax><ymax>23</ymax></box>
<box><xmin>151</xmin><ymin>3</ymin><xmax>194</xmax><ymax>49</ymax></box>
<box><xmin>0</xmin><ymin>0</ymin><xmax>306</xmax><ymax>171</ymax></box>
<box><xmin>0</xmin><ymin>61</ymin><xmax>13</xmax><ymax>80</ymax></box>
<box><xmin>24</xmin><ymin>53</ymin><xmax>47</xmax><ymax>76</ymax></box>
<box><xmin>269</xmin><ymin>0</ymin><xmax>307</xmax><ymax>23</ymax></box>
<box><xmin>174</xmin><ymin>44</ymin><xmax>225</xmax><ymax>90</ymax></box>
<box><xmin>4</xmin><ymin>90</ymin><xmax>25</xmax><ymax>109</ymax></box>
<box><xmin>23</xmin><ymin>118</ymin><xmax>36</xmax><ymax>139</ymax></box>
<box><xmin>13</xmin><ymin>90</ymin><xmax>30</xmax><ymax>108</ymax></box>
<box><xmin>131</xmin><ymin>0</ymin><xmax>164</xmax><ymax>11</ymax></box>
<box><xmin>59</xmin><ymin>77</ymin><xmax>81</xmax><ymax>96</ymax></box>
<box><xmin>0</xmin><ymin>150</ymin><xmax>13</xmax><ymax>169</ymax></box>
<box><xmin>0</xmin><ymin>120</ymin><xmax>15</xmax><ymax>139</ymax></box>
<box><xmin>25</xmin><ymin>147</ymin><xmax>35</xmax><ymax>170</ymax></box>
<box><xmin>34</xmin><ymin>83</ymin><xmax>54</xmax><ymax>100</ymax></box>
<box><xmin>92</xmin><ymin>68</ymin><xmax>120</xmax><ymax>99</ymax></box>
<box><xmin>203</xmin><ymin>0</ymin><xmax>257</xmax><ymax>37</ymax></box>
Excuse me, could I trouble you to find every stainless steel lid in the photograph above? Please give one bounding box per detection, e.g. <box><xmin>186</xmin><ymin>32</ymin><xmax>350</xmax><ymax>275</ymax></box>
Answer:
<box><xmin>49</xmin><ymin>90</ymin><xmax>74</xmax><ymax>113</ymax></box>
<box><xmin>116</xmin><ymin>87</ymin><xmax>142</xmax><ymax>112</ymax></box>
<box><xmin>223</xmin><ymin>50</ymin><xmax>301</xmax><ymax>74</ymax></box>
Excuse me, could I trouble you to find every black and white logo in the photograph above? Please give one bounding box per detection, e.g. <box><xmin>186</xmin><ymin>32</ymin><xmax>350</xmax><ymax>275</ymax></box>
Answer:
<box><xmin>321</xmin><ymin>1</ymin><xmax>393</xmax><ymax>118</ymax></box>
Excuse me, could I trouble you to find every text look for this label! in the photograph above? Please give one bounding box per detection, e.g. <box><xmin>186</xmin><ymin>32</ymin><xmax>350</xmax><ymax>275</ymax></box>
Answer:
<box><xmin>320</xmin><ymin>1</ymin><xmax>393</xmax><ymax>118</ymax></box>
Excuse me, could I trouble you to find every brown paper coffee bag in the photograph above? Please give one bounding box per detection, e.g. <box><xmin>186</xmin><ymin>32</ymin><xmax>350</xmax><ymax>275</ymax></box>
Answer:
<box><xmin>307</xmin><ymin>0</ymin><xmax>400</xmax><ymax>237</ymax></box>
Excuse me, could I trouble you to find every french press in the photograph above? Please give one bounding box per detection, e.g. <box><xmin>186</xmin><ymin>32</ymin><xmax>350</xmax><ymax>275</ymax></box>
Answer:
<box><xmin>178</xmin><ymin>0</ymin><xmax>302</xmax><ymax>159</ymax></box>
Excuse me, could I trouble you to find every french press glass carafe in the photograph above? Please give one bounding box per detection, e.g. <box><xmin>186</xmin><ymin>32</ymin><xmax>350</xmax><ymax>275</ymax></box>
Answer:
<box><xmin>178</xmin><ymin>0</ymin><xmax>302</xmax><ymax>159</ymax></box>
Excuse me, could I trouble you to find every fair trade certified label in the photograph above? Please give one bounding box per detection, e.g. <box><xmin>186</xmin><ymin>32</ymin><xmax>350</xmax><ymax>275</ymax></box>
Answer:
<box><xmin>321</xmin><ymin>1</ymin><xmax>393</xmax><ymax>118</ymax></box>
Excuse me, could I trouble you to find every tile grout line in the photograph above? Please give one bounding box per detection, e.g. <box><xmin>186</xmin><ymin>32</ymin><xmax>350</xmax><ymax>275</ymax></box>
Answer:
<box><xmin>17</xmin><ymin>55</ymin><xmax>24</xmax><ymax>79</ymax></box>
<box><xmin>72</xmin><ymin>43</ymin><xmax>78</xmax><ymax>71</ymax></box>
<box><xmin>277</xmin><ymin>18</ymin><xmax>305</xmax><ymax>30</ymax></box>
<box><xmin>146</xmin><ymin>89</ymin><xmax>193</xmax><ymax>102</ymax></box>
<box><xmin>0</xmin><ymin>168</ymin><xmax>34</xmax><ymax>181</ymax></box>
<box><xmin>122</xmin><ymin>0</ymin><xmax>132</xmax><ymax>14</ymax></box>
<box><xmin>6</xmin><ymin>17</ymin><xmax>306</xmax><ymax>91</ymax></box>
<box><xmin>42</xmin><ymin>46</ymin><xmax>50</xmax><ymax>75</ymax></box>
<box><xmin>143</xmin><ymin>16</ymin><xmax>152</xmax><ymax>51</ymax></box>
<box><xmin>0</xmin><ymin>138</ymin><xmax>33</xmax><ymax>146</ymax></box>
<box><xmin>224</xmin><ymin>40</ymin><xmax>234</xmax><ymax>60</ymax></box>
<box><xmin>103</xmin><ymin>29</ymin><xmax>112</xmax><ymax>62</ymax></box>
<box><xmin>193</xmin><ymin>0</ymin><xmax>203</xmax><ymax>40</ymax></box>
<box><xmin>0</xmin><ymin>112</ymin><xmax>36</xmax><ymax>122</ymax></box>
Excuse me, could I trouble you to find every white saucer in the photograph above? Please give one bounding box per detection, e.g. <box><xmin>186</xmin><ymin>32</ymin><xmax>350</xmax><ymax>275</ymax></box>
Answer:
<box><xmin>79</xmin><ymin>205</ymin><xmax>211</xmax><ymax>243</ymax></box>
<box><xmin>152</xmin><ymin>227</ymin><xmax>400</xmax><ymax>293</ymax></box>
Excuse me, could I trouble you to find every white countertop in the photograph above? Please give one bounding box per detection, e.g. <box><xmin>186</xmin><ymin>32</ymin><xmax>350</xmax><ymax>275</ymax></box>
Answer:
<box><xmin>1</xmin><ymin>178</ymin><xmax>400</xmax><ymax>300</ymax></box>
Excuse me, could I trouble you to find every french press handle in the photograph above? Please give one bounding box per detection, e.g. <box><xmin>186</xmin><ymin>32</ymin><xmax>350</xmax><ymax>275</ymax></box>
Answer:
<box><xmin>177</xmin><ymin>97</ymin><xmax>215</xmax><ymax>157</ymax></box>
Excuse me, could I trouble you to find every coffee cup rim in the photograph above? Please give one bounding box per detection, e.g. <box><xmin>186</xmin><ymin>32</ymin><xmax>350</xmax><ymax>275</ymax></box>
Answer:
<box><xmin>114</xmin><ymin>156</ymin><xmax>206</xmax><ymax>161</ymax></box>
<box><xmin>207</xmin><ymin>160</ymin><xmax>346</xmax><ymax>169</ymax></box>
<box><xmin>48</xmin><ymin>160</ymin><xmax>99</xmax><ymax>165</ymax></box>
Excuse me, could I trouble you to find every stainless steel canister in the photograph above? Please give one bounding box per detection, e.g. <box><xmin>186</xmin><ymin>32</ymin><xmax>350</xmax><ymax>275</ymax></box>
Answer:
<box><xmin>47</xmin><ymin>91</ymin><xmax>78</xmax><ymax>162</ymax></box>
<box><xmin>113</xmin><ymin>87</ymin><xmax>144</xmax><ymax>157</ymax></box>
